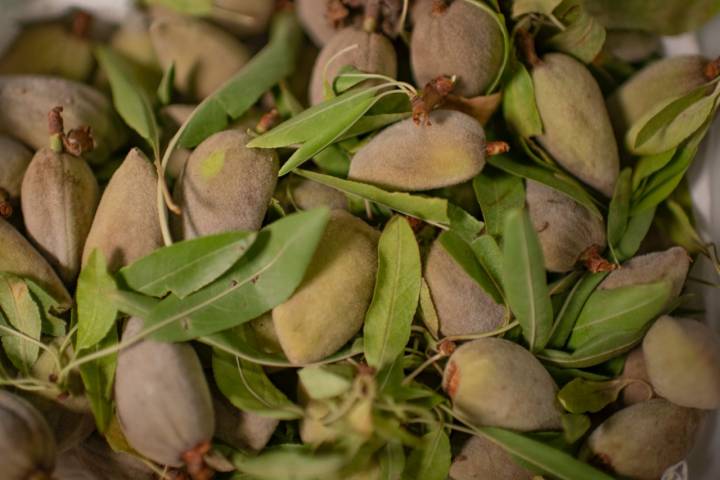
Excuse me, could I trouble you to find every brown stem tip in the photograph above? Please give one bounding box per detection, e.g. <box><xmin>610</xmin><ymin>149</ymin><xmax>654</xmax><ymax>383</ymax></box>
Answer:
<box><xmin>412</xmin><ymin>75</ymin><xmax>456</xmax><ymax>125</ymax></box>
<box><xmin>63</xmin><ymin>126</ymin><xmax>95</xmax><ymax>157</ymax></box>
<box><xmin>579</xmin><ymin>244</ymin><xmax>618</xmax><ymax>273</ymax></box>
<box><xmin>71</xmin><ymin>10</ymin><xmax>93</xmax><ymax>38</ymax></box>
<box><xmin>327</xmin><ymin>0</ymin><xmax>351</xmax><ymax>28</ymax></box>
<box><xmin>0</xmin><ymin>188</ymin><xmax>12</xmax><ymax>219</ymax></box>
<box><xmin>485</xmin><ymin>141</ymin><xmax>510</xmax><ymax>156</ymax></box>
<box><xmin>704</xmin><ymin>57</ymin><xmax>720</xmax><ymax>81</ymax></box>
<box><xmin>48</xmin><ymin>106</ymin><xmax>64</xmax><ymax>137</ymax></box>
<box><xmin>255</xmin><ymin>108</ymin><xmax>281</xmax><ymax>134</ymax></box>
<box><xmin>517</xmin><ymin>28</ymin><xmax>540</xmax><ymax>67</ymax></box>
<box><xmin>432</xmin><ymin>0</ymin><xmax>448</xmax><ymax>15</ymax></box>
<box><xmin>181</xmin><ymin>441</ymin><xmax>215</xmax><ymax>480</ymax></box>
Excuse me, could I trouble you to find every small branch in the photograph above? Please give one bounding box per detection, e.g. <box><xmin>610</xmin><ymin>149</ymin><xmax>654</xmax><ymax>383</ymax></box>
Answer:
<box><xmin>517</xmin><ymin>28</ymin><xmax>541</xmax><ymax>67</ymax></box>
<box><xmin>412</xmin><ymin>75</ymin><xmax>456</xmax><ymax>125</ymax></box>
<box><xmin>579</xmin><ymin>244</ymin><xmax>618</xmax><ymax>273</ymax></box>
<box><xmin>485</xmin><ymin>141</ymin><xmax>510</xmax><ymax>156</ymax></box>
<box><xmin>154</xmin><ymin>160</ymin><xmax>181</xmax><ymax>215</ymax></box>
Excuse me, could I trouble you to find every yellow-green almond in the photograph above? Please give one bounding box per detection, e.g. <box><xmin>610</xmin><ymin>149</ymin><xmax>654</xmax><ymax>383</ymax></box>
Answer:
<box><xmin>643</xmin><ymin>315</ymin><xmax>720</xmax><ymax>409</ymax></box>
<box><xmin>21</xmin><ymin>148</ymin><xmax>99</xmax><ymax>284</ymax></box>
<box><xmin>150</xmin><ymin>16</ymin><xmax>250</xmax><ymax>100</ymax></box>
<box><xmin>0</xmin><ymin>75</ymin><xmax>127</xmax><ymax>165</ymax></box>
<box><xmin>349</xmin><ymin>110</ymin><xmax>487</xmax><ymax>191</ymax></box>
<box><xmin>411</xmin><ymin>0</ymin><xmax>504</xmax><ymax>97</ymax></box>
<box><xmin>0</xmin><ymin>134</ymin><xmax>32</xmax><ymax>200</ymax></box>
<box><xmin>583</xmin><ymin>398</ymin><xmax>703</xmax><ymax>480</ymax></box>
<box><xmin>526</xmin><ymin>180</ymin><xmax>606</xmax><ymax>272</ymax></box>
<box><xmin>289</xmin><ymin>177</ymin><xmax>349</xmax><ymax>212</ymax></box>
<box><xmin>273</xmin><ymin>210</ymin><xmax>379</xmax><ymax>365</ymax></box>
<box><xmin>532</xmin><ymin>53</ymin><xmax>619</xmax><ymax>196</ymax></box>
<box><xmin>309</xmin><ymin>26</ymin><xmax>397</xmax><ymax>105</ymax></box>
<box><xmin>443</xmin><ymin>338</ymin><xmax>562</xmax><ymax>431</ymax></box>
<box><xmin>0</xmin><ymin>23</ymin><xmax>94</xmax><ymax>82</ymax></box>
<box><xmin>172</xmin><ymin>129</ymin><xmax>279</xmax><ymax>239</ymax></box>
<box><xmin>82</xmin><ymin>148</ymin><xmax>163</xmax><ymax>273</ymax></box>
<box><xmin>0</xmin><ymin>218</ymin><xmax>70</xmax><ymax>305</ymax></box>
<box><xmin>424</xmin><ymin>239</ymin><xmax>505</xmax><ymax>337</ymax></box>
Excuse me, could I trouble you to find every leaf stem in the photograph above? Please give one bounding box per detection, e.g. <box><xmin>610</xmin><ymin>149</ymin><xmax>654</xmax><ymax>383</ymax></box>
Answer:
<box><xmin>402</xmin><ymin>351</ymin><xmax>445</xmax><ymax>386</ymax></box>
<box><xmin>0</xmin><ymin>325</ymin><xmax>62</xmax><ymax>373</ymax></box>
<box><xmin>442</xmin><ymin>320</ymin><xmax>519</xmax><ymax>343</ymax></box>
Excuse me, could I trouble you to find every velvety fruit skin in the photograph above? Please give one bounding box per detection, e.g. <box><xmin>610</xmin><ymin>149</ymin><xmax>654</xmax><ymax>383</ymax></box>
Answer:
<box><xmin>213</xmin><ymin>393</ymin><xmax>279</xmax><ymax>451</ymax></box>
<box><xmin>607</xmin><ymin>55</ymin><xmax>709</xmax><ymax>137</ymax></box>
<box><xmin>0</xmin><ymin>390</ymin><xmax>57</xmax><ymax>480</ymax></box>
<box><xmin>532</xmin><ymin>53</ymin><xmax>620</xmax><ymax>197</ymax></box>
<box><xmin>599</xmin><ymin>246</ymin><xmax>689</xmax><ymax>300</ymax></box>
<box><xmin>0</xmin><ymin>75</ymin><xmax>127</xmax><ymax>164</ymax></box>
<box><xmin>449</xmin><ymin>434</ymin><xmax>533</xmax><ymax>480</ymax></box>
<box><xmin>309</xmin><ymin>27</ymin><xmax>397</xmax><ymax>105</ymax></box>
<box><xmin>526</xmin><ymin>180</ymin><xmax>606</xmax><ymax>272</ymax></box>
<box><xmin>0</xmin><ymin>218</ymin><xmax>71</xmax><ymax>305</ymax></box>
<box><xmin>150</xmin><ymin>16</ymin><xmax>250</xmax><ymax>100</ymax></box>
<box><xmin>349</xmin><ymin>110</ymin><xmax>487</xmax><ymax>191</ymax></box>
<box><xmin>619</xmin><ymin>347</ymin><xmax>654</xmax><ymax>406</ymax></box>
<box><xmin>82</xmin><ymin>148</ymin><xmax>163</xmax><ymax>272</ymax></box>
<box><xmin>583</xmin><ymin>0</ymin><xmax>720</xmax><ymax>35</ymax></box>
<box><xmin>0</xmin><ymin>23</ymin><xmax>95</xmax><ymax>82</ymax></box>
<box><xmin>443</xmin><ymin>338</ymin><xmax>562</xmax><ymax>431</ymax></box>
<box><xmin>604</xmin><ymin>30</ymin><xmax>660</xmax><ymax>63</ymax></box>
<box><xmin>21</xmin><ymin>148</ymin><xmax>100</xmax><ymax>284</ymax></box>
<box><xmin>583</xmin><ymin>399</ymin><xmax>703</xmax><ymax>480</ymax></box>
<box><xmin>273</xmin><ymin>210</ymin><xmax>379</xmax><ymax>365</ymax></box>
<box><xmin>110</xmin><ymin>16</ymin><xmax>160</xmax><ymax>71</ymax></box>
<box><xmin>248</xmin><ymin>312</ymin><xmax>284</xmax><ymax>354</ymax></box>
<box><xmin>173</xmin><ymin>130</ymin><xmax>279</xmax><ymax>239</ymax></box>
<box><xmin>643</xmin><ymin>316</ymin><xmax>720</xmax><ymax>409</ymax></box>
<box><xmin>296</xmin><ymin>0</ymin><xmax>338</xmax><ymax>46</ymax></box>
<box><xmin>290</xmin><ymin>178</ymin><xmax>349</xmax><ymax>211</ymax></box>
<box><xmin>54</xmin><ymin>433</ymin><xmax>154</xmax><ymax>480</ymax></box>
<box><xmin>0</xmin><ymin>134</ymin><xmax>32</xmax><ymax>200</ymax></box>
<box><xmin>411</xmin><ymin>0</ymin><xmax>504</xmax><ymax>96</ymax></box>
<box><xmin>424</xmin><ymin>239</ymin><xmax>505</xmax><ymax>337</ymax></box>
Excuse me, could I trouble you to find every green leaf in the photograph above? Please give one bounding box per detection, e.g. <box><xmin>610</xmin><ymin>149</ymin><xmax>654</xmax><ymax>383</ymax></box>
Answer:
<box><xmin>558</xmin><ymin>378</ymin><xmax>633</xmax><ymax>414</ymax></box>
<box><xmin>95</xmin><ymin>46</ymin><xmax>160</xmax><ymax>157</ymax></box>
<box><xmin>119</xmin><ymin>231</ymin><xmax>257</xmax><ymax>299</ymax></box>
<box><xmin>472</xmin><ymin>167</ymin><xmax>526</xmax><ymax>237</ymax></box>
<box><xmin>627</xmin><ymin>81</ymin><xmax>719</xmax><ymax>155</ymax></box>
<box><xmin>364</xmin><ymin>217</ymin><xmax>421</xmax><ymax>369</ymax></box>
<box><xmin>512</xmin><ymin>0</ymin><xmax>563</xmax><ymax>17</ymax></box>
<box><xmin>0</xmin><ymin>274</ymin><xmax>42</xmax><ymax>373</ymax></box>
<box><xmin>76</xmin><ymin>251</ymin><xmax>118</xmax><ymax>351</ymax></box>
<box><xmin>607</xmin><ymin>168</ymin><xmax>632</xmax><ymax>253</ymax></box>
<box><xmin>79</xmin><ymin>326</ymin><xmax>118</xmax><ymax>432</ymax></box>
<box><xmin>418</xmin><ymin>279</ymin><xmax>440</xmax><ymax>338</ymax></box>
<box><xmin>178</xmin><ymin>11</ymin><xmax>303</xmax><ymax>147</ymax></box>
<box><xmin>234</xmin><ymin>445</ymin><xmax>345</xmax><ymax>480</ymax></box>
<box><xmin>142</xmin><ymin>209</ymin><xmax>330</xmax><ymax>342</ymax></box>
<box><xmin>547</xmin><ymin>0</ymin><xmax>606</xmax><ymax>64</ymax></box>
<box><xmin>379</xmin><ymin>440</ymin><xmax>405</xmax><ymax>480</ymax></box>
<box><xmin>402</xmin><ymin>427</ymin><xmax>451</xmax><ymax>480</ymax></box>
<box><xmin>468</xmin><ymin>425</ymin><xmax>614</xmax><ymax>480</ymax></box>
<box><xmin>502</xmin><ymin>60</ymin><xmax>544</xmax><ymax>137</ymax></box>
<box><xmin>248</xmin><ymin>87</ymin><xmax>378</xmax><ymax>149</ymax></box>
<box><xmin>295</xmin><ymin>169</ymin><xmax>483</xmax><ymax>241</ymax></box>
<box><xmin>333</xmin><ymin>65</ymin><xmax>371</xmax><ymax>93</ymax></box>
<box><xmin>277</xmin><ymin>94</ymin><xmax>379</xmax><ymax>175</ymax></box>
<box><xmin>539</xmin><ymin>328</ymin><xmax>646</xmax><ymax>368</ymax></box>
<box><xmin>202</xmin><ymin>326</ymin><xmax>364</xmax><ymax>368</ymax></box>
<box><xmin>632</xmin><ymin>148</ymin><xmax>676</xmax><ymax>190</ymax></box>
<box><xmin>341</xmin><ymin>112</ymin><xmax>411</xmax><ymax>140</ymax></box>
<box><xmin>144</xmin><ymin>0</ymin><xmax>212</xmax><ymax>15</ymax></box>
<box><xmin>298</xmin><ymin>364</ymin><xmax>355</xmax><ymax>400</ymax></box>
<box><xmin>548</xmin><ymin>272</ymin><xmax>607</xmax><ymax>348</ymax></box>
<box><xmin>616</xmin><ymin>207</ymin><xmax>656</xmax><ymax>261</ymax></box>
<box><xmin>312</xmin><ymin>144</ymin><xmax>351</xmax><ymax>177</ymax></box>
<box><xmin>25</xmin><ymin>280</ymin><xmax>66</xmax><ymax>337</ymax></box>
<box><xmin>656</xmin><ymin>199</ymin><xmax>707</xmax><ymax>255</ymax></box>
<box><xmin>487</xmin><ymin>154</ymin><xmax>602</xmax><ymax>218</ymax></box>
<box><xmin>212</xmin><ymin>352</ymin><xmax>302</xmax><ymax>420</ymax></box>
<box><xmin>157</xmin><ymin>61</ymin><xmax>175</xmax><ymax>105</ymax></box>
<box><xmin>567</xmin><ymin>281</ymin><xmax>672</xmax><ymax>349</ymax></box>
<box><xmin>502</xmin><ymin>209</ymin><xmax>553</xmax><ymax>352</ymax></box>
<box><xmin>470</xmin><ymin>234</ymin><xmax>505</xmax><ymax>295</ymax></box>
<box><xmin>439</xmin><ymin>231</ymin><xmax>503</xmax><ymax>304</ymax></box>
<box><xmin>561</xmin><ymin>413</ymin><xmax>591</xmax><ymax>444</ymax></box>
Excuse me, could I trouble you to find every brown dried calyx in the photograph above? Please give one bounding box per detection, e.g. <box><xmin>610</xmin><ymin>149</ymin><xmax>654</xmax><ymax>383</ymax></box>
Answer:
<box><xmin>580</xmin><ymin>244</ymin><xmax>618</xmax><ymax>273</ymax></box>
<box><xmin>181</xmin><ymin>441</ymin><xmax>215</xmax><ymax>480</ymax></box>
<box><xmin>326</xmin><ymin>0</ymin><xmax>404</xmax><ymax>37</ymax></box>
<box><xmin>0</xmin><ymin>188</ymin><xmax>12</xmax><ymax>219</ymax></box>
<box><xmin>432</xmin><ymin>0</ymin><xmax>449</xmax><ymax>15</ymax></box>
<box><xmin>48</xmin><ymin>106</ymin><xmax>95</xmax><ymax>156</ymax></box>
<box><xmin>255</xmin><ymin>108</ymin><xmax>280</xmax><ymax>134</ymax></box>
<box><xmin>704</xmin><ymin>56</ymin><xmax>720</xmax><ymax>81</ymax></box>
<box><xmin>412</xmin><ymin>75</ymin><xmax>456</xmax><ymax>125</ymax></box>
<box><xmin>71</xmin><ymin>10</ymin><xmax>93</xmax><ymax>38</ymax></box>
<box><xmin>517</xmin><ymin>28</ymin><xmax>541</xmax><ymax>67</ymax></box>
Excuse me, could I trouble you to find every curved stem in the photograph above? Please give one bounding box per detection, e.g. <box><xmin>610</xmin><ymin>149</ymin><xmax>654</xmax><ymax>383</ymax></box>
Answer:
<box><xmin>442</xmin><ymin>321</ymin><xmax>519</xmax><ymax>343</ymax></box>
<box><xmin>402</xmin><ymin>352</ymin><xmax>445</xmax><ymax>386</ymax></box>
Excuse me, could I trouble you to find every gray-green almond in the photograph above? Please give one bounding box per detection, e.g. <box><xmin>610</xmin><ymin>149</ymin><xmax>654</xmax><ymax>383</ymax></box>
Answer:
<box><xmin>411</xmin><ymin>0</ymin><xmax>505</xmax><ymax>97</ymax></box>
<box><xmin>443</xmin><ymin>338</ymin><xmax>562</xmax><ymax>431</ymax></box>
<box><xmin>308</xmin><ymin>26</ymin><xmax>397</xmax><ymax>105</ymax></box>
<box><xmin>532</xmin><ymin>53</ymin><xmax>620</xmax><ymax>197</ymax></box>
<box><xmin>289</xmin><ymin>177</ymin><xmax>349</xmax><ymax>212</ymax></box>
<box><xmin>21</xmin><ymin>148</ymin><xmax>99</xmax><ymax>284</ymax></box>
<box><xmin>349</xmin><ymin>110</ymin><xmax>487</xmax><ymax>191</ymax></box>
<box><xmin>526</xmin><ymin>180</ymin><xmax>606</xmax><ymax>273</ymax></box>
<box><xmin>0</xmin><ymin>134</ymin><xmax>31</xmax><ymax>201</ymax></box>
<box><xmin>82</xmin><ymin>148</ymin><xmax>163</xmax><ymax>273</ymax></box>
<box><xmin>273</xmin><ymin>210</ymin><xmax>379</xmax><ymax>365</ymax></box>
<box><xmin>583</xmin><ymin>398</ymin><xmax>703</xmax><ymax>480</ymax></box>
<box><xmin>213</xmin><ymin>392</ymin><xmax>279</xmax><ymax>452</ymax></box>
<box><xmin>115</xmin><ymin>318</ymin><xmax>215</xmax><ymax>467</ymax></box>
<box><xmin>173</xmin><ymin>129</ymin><xmax>279</xmax><ymax>239</ymax></box>
<box><xmin>424</xmin><ymin>239</ymin><xmax>505</xmax><ymax>337</ymax></box>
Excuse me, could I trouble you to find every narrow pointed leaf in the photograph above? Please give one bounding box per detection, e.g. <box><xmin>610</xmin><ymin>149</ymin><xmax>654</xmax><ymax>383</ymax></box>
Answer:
<box><xmin>79</xmin><ymin>326</ymin><xmax>118</xmax><ymax>432</ymax></box>
<box><xmin>0</xmin><ymin>274</ymin><xmax>41</xmax><ymax>373</ymax></box>
<box><xmin>472</xmin><ymin>167</ymin><xmax>525</xmax><ymax>237</ymax></box>
<box><xmin>439</xmin><ymin>231</ymin><xmax>503</xmax><ymax>303</ymax></box>
<box><xmin>76</xmin><ymin>250</ymin><xmax>118</xmax><ymax>351</ymax></box>
<box><xmin>402</xmin><ymin>427</ymin><xmax>451</xmax><ymax>480</ymax></box>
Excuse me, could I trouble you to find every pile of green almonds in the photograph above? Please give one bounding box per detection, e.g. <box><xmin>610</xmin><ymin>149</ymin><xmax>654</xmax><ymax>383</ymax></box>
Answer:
<box><xmin>1</xmin><ymin>1</ymin><xmax>720</xmax><ymax>479</ymax></box>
